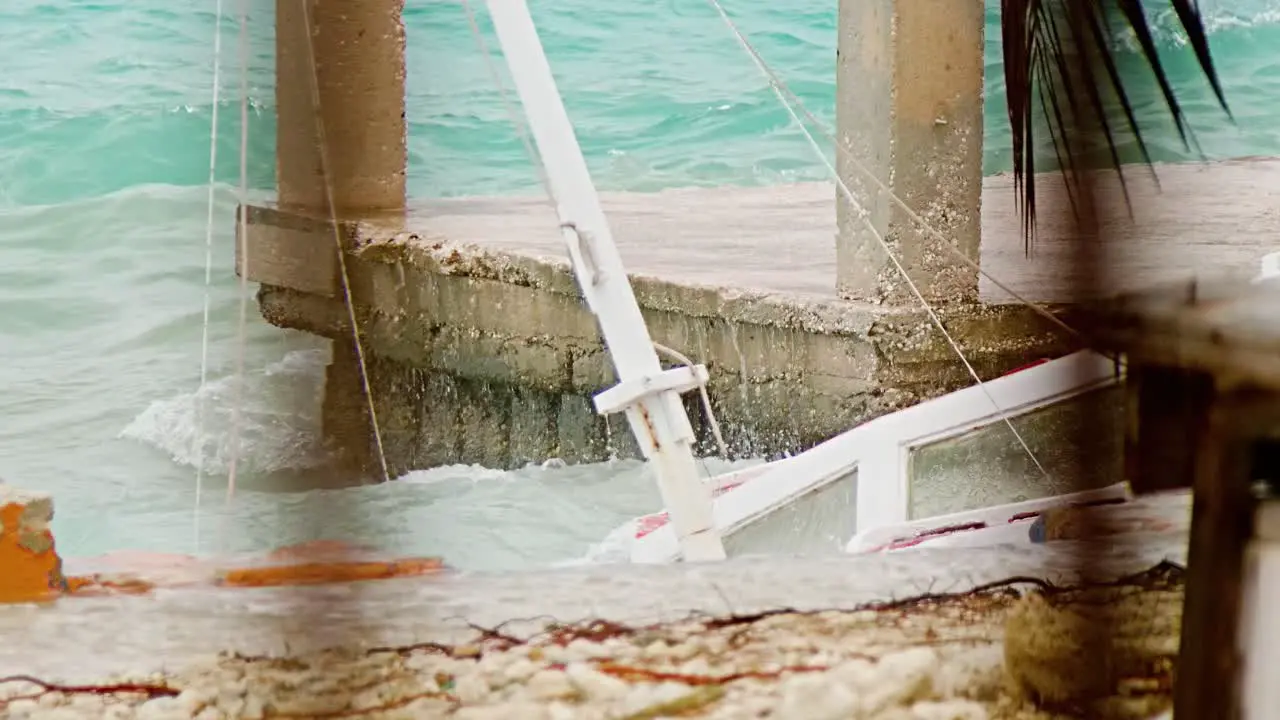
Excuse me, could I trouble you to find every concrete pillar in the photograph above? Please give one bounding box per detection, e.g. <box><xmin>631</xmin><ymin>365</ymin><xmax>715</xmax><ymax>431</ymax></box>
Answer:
<box><xmin>275</xmin><ymin>0</ymin><xmax>407</xmax><ymax>476</ymax></box>
<box><xmin>835</xmin><ymin>0</ymin><xmax>984</xmax><ymax>305</ymax></box>
<box><xmin>275</xmin><ymin>0</ymin><xmax>407</xmax><ymax>216</ymax></box>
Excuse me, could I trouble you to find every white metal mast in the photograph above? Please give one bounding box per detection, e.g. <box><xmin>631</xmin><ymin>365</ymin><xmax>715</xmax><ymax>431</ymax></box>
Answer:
<box><xmin>486</xmin><ymin>0</ymin><xmax>726</xmax><ymax>561</ymax></box>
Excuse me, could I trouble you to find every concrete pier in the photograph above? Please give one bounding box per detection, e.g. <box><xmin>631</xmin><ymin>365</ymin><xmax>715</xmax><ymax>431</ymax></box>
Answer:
<box><xmin>247</xmin><ymin>0</ymin><xmax>1280</xmax><ymax>480</ymax></box>
<box><xmin>242</xmin><ymin>159</ymin><xmax>1280</xmax><ymax>476</ymax></box>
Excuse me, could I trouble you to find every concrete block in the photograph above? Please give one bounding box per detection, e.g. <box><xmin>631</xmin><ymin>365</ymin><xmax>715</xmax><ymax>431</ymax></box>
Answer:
<box><xmin>0</xmin><ymin>486</ymin><xmax>66</xmax><ymax>603</ymax></box>
<box><xmin>427</xmin><ymin>329</ymin><xmax>570</xmax><ymax>393</ymax></box>
<box><xmin>569</xmin><ymin>350</ymin><xmax>615</xmax><ymax>394</ymax></box>
<box><xmin>415</xmin><ymin>373</ymin><xmax>463</xmax><ymax>468</ymax></box>
<box><xmin>456</xmin><ymin>380</ymin><xmax>512</xmax><ymax>469</ymax></box>
<box><xmin>367</xmin><ymin>361</ymin><xmax>426</xmax><ymax>478</ymax></box>
<box><xmin>508</xmin><ymin>390</ymin><xmax>560</xmax><ymax>467</ymax></box>
<box><xmin>556</xmin><ymin>395</ymin><xmax>608</xmax><ymax>463</ymax></box>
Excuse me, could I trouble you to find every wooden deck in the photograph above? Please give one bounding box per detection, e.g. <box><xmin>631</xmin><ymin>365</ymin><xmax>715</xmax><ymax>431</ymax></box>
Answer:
<box><xmin>408</xmin><ymin>157</ymin><xmax>1280</xmax><ymax>304</ymax></box>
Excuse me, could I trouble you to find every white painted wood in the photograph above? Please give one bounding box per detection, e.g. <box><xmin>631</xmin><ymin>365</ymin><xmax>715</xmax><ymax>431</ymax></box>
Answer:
<box><xmin>487</xmin><ymin>0</ymin><xmax>724</xmax><ymax>561</ymax></box>
<box><xmin>855</xmin><ymin>439</ymin><xmax>907</xmax><ymax>533</ymax></box>
<box><xmin>1242</xmin><ymin>501</ymin><xmax>1280</xmax><ymax>720</ymax></box>
<box><xmin>846</xmin><ymin>483</ymin><xmax>1132</xmax><ymax>554</ymax></box>
<box><xmin>1255</xmin><ymin>251</ymin><xmax>1280</xmax><ymax>284</ymax></box>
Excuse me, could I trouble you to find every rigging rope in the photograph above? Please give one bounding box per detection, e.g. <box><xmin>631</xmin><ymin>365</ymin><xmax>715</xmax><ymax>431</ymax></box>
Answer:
<box><xmin>702</xmin><ymin>5</ymin><xmax>1089</xmax><ymax>346</ymax></box>
<box><xmin>221</xmin><ymin>0</ymin><xmax>253</xmax><ymax>556</ymax></box>
<box><xmin>705</xmin><ymin>0</ymin><xmax>1051</xmax><ymax>481</ymax></box>
<box><xmin>297</xmin><ymin>0</ymin><xmax>392</xmax><ymax>485</ymax></box>
<box><xmin>194</xmin><ymin>0</ymin><xmax>227</xmax><ymax>554</ymax></box>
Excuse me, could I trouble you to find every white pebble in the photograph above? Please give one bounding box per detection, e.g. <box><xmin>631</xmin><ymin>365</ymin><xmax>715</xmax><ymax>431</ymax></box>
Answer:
<box><xmin>620</xmin><ymin>681</ymin><xmax>693</xmax><ymax>716</ymax></box>
<box><xmin>455</xmin><ymin>701</ymin><xmax>549</xmax><ymax>720</ymax></box>
<box><xmin>453</xmin><ymin>672</ymin><xmax>492</xmax><ymax>705</ymax></box>
<box><xmin>565</xmin><ymin>639</ymin><xmax>613</xmax><ymax>661</ymax></box>
<box><xmin>859</xmin><ymin>649</ymin><xmax>939</xmax><ymax>714</ymax></box>
<box><xmin>405</xmin><ymin>652</ymin><xmax>447</xmax><ymax>672</ymax></box>
<box><xmin>667</xmin><ymin>640</ymin><xmax>700</xmax><ymax>661</ymax></box>
<box><xmin>525</xmin><ymin>669</ymin><xmax>576</xmax><ymax>701</ymax></box>
<box><xmin>27</xmin><ymin>708</ymin><xmax>84</xmax><ymax>720</ymax></box>
<box><xmin>176</xmin><ymin>687</ymin><xmax>213</xmax><ymax>713</ymax></box>
<box><xmin>564</xmin><ymin>663</ymin><xmax>629</xmax><ymax>700</ymax></box>
<box><xmin>642</xmin><ymin>640</ymin><xmax>673</xmax><ymax>660</ymax></box>
<box><xmin>547</xmin><ymin>702</ymin><xmax>578</xmax><ymax>720</ymax></box>
<box><xmin>777</xmin><ymin>672</ymin><xmax>858</xmax><ymax>720</ymax></box>
<box><xmin>502</xmin><ymin>657</ymin><xmax>540</xmax><ymax>683</ymax></box>
<box><xmin>101</xmin><ymin>705</ymin><xmax>135</xmax><ymax>720</ymax></box>
<box><xmin>134</xmin><ymin>697</ymin><xmax>189</xmax><ymax>720</ymax></box>
<box><xmin>239</xmin><ymin>695</ymin><xmax>265</xmax><ymax>720</ymax></box>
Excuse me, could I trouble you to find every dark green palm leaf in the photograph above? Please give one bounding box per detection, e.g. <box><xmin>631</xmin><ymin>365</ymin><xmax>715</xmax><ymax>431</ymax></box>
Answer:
<box><xmin>1001</xmin><ymin>0</ymin><xmax>1230</xmax><ymax>252</ymax></box>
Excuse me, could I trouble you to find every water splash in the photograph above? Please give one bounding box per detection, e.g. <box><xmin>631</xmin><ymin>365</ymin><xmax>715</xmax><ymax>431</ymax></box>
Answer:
<box><xmin>120</xmin><ymin>349</ymin><xmax>330</xmax><ymax>478</ymax></box>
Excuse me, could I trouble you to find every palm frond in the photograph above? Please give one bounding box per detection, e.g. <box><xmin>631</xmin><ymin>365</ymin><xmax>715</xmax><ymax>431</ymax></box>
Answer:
<box><xmin>1001</xmin><ymin>0</ymin><xmax>1230</xmax><ymax>252</ymax></box>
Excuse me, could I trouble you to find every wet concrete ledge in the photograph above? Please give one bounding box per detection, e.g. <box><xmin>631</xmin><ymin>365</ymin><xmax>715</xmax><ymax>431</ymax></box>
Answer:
<box><xmin>242</xmin><ymin>205</ymin><xmax>1065</xmax><ymax>476</ymax></box>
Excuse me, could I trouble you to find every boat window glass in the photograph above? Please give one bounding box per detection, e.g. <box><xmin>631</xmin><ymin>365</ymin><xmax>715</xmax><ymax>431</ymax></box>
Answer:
<box><xmin>723</xmin><ymin>469</ymin><xmax>859</xmax><ymax>556</ymax></box>
<box><xmin>906</xmin><ymin>386</ymin><xmax>1124</xmax><ymax>519</ymax></box>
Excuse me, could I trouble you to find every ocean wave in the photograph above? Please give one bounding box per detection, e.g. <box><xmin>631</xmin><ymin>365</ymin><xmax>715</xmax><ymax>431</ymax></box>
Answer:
<box><xmin>0</xmin><ymin>102</ymin><xmax>275</xmax><ymax>207</ymax></box>
<box><xmin>1142</xmin><ymin>2</ymin><xmax>1280</xmax><ymax>46</ymax></box>
<box><xmin>119</xmin><ymin>348</ymin><xmax>331</xmax><ymax>478</ymax></box>
<box><xmin>3</xmin><ymin>0</ymin><xmax>1278</xmax><ymax>207</ymax></box>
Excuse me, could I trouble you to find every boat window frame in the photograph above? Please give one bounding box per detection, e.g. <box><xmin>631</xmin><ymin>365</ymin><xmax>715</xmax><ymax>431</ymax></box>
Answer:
<box><xmin>629</xmin><ymin>350</ymin><xmax>1123</xmax><ymax>563</ymax></box>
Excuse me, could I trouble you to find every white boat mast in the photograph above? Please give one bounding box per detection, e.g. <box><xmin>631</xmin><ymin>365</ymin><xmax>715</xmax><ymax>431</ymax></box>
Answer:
<box><xmin>486</xmin><ymin>0</ymin><xmax>726</xmax><ymax>562</ymax></box>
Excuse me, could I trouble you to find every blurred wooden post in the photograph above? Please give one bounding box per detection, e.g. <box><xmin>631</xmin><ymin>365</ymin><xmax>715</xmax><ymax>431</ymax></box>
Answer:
<box><xmin>1097</xmin><ymin>279</ymin><xmax>1280</xmax><ymax>719</ymax></box>
<box><xmin>273</xmin><ymin>0</ymin><xmax>407</xmax><ymax>475</ymax></box>
<box><xmin>834</xmin><ymin>0</ymin><xmax>984</xmax><ymax>304</ymax></box>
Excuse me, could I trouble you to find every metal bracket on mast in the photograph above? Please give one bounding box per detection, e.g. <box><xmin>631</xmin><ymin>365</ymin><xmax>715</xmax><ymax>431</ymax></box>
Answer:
<box><xmin>487</xmin><ymin>0</ymin><xmax>726</xmax><ymax>562</ymax></box>
<box><xmin>594</xmin><ymin>365</ymin><xmax>710</xmax><ymax>417</ymax></box>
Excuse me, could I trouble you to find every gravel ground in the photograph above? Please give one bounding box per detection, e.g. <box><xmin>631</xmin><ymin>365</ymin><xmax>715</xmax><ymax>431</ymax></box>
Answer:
<box><xmin>0</xmin><ymin>563</ymin><xmax>1184</xmax><ymax>720</ymax></box>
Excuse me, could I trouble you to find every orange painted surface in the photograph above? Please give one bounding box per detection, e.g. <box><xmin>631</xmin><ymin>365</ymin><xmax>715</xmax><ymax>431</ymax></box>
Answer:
<box><xmin>217</xmin><ymin>557</ymin><xmax>447</xmax><ymax>588</ymax></box>
<box><xmin>0</xmin><ymin>501</ymin><xmax>65</xmax><ymax>603</ymax></box>
<box><xmin>265</xmin><ymin>538</ymin><xmax>380</xmax><ymax>562</ymax></box>
<box><xmin>5</xmin><ymin>518</ymin><xmax>447</xmax><ymax>600</ymax></box>
<box><xmin>217</xmin><ymin>539</ymin><xmax>447</xmax><ymax>589</ymax></box>
<box><xmin>64</xmin><ymin>574</ymin><xmax>157</xmax><ymax>597</ymax></box>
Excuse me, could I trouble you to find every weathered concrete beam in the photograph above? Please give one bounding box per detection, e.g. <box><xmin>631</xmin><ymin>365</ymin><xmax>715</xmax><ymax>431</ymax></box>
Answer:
<box><xmin>835</xmin><ymin>0</ymin><xmax>984</xmax><ymax>304</ymax></box>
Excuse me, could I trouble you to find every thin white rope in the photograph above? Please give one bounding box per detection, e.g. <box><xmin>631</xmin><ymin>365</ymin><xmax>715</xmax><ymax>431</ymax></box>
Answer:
<box><xmin>298</xmin><ymin>0</ymin><xmax>391</xmax><ymax>484</ymax></box>
<box><xmin>222</xmin><ymin>0</ymin><xmax>252</xmax><ymax>557</ymax></box>
<box><xmin>706</xmin><ymin>0</ymin><xmax>1051</xmax><ymax>481</ymax></box>
<box><xmin>706</xmin><ymin>5</ymin><xmax>1086</xmax><ymax>345</ymax></box>
<box><xmin>194</xmin><ymin>0</ymin><xmax>226</xmax><ymax>555</ymax></box>
<box><xmin>654</xmin><ymin>342</ymin><xmax>730</xmax><ymax>458</ymax></box>
<box><xmin>460</xmin><ymin>0</ymin><xmax>554</xmax><ymax>204</ymax></box>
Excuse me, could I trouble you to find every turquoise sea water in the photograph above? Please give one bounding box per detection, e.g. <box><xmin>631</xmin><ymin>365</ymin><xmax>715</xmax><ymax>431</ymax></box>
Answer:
<box><xmin>0</xmin><ymin>0</ymin><xmax>1274</xmax><ymax>569</ymax></box>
